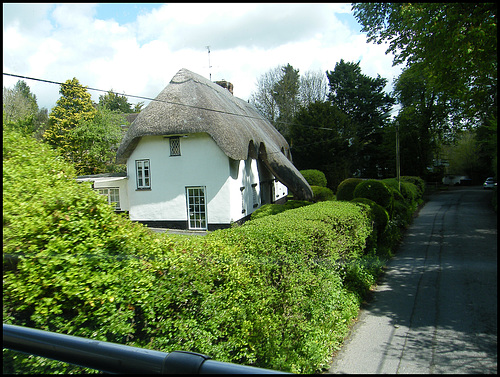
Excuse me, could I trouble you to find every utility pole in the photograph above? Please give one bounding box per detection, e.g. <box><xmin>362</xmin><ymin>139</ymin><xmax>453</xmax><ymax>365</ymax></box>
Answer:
<box><xmin>395</xmin><ymin>121</ymin><xmax>401</xmax><ymax>191</ymax></box>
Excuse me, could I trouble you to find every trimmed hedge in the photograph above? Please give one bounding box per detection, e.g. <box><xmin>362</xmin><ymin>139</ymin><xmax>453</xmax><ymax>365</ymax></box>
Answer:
<box><xmin>250</xmin><ymin>200</ymin><xmax>311</xmax><ymax>220</ymax></box>
<box><xmin>350</xmin><ymin>197</ymin><xmax>389</xmax><ymax>236</ymax></box>
<box><xmin>353</xmin><ymin>179</ymin><xmax>393</xmax><ymax>210</ymax></box>
<box><xmin>401</xmin><ymin>176</ymin><xmax>425</xmax><ymax>199</ymax></box>
<box><xmin>300</xmin><ymin>169</ymin><xmax>327</xmax><ymax>187</ymax></box>
<box><xmin>3</xmin><ymin>129</ymin><xmax>385</xmax><ymax>374</ymax></box>
<box><xmin>336</xmin><ymin>178</ymin><xmax>363</xmax><ymax>201</ymax></box>
<box><xmin>311</xmin><ymin>185</ymin><xmax>335</xmax><ymax>202</ymax></box>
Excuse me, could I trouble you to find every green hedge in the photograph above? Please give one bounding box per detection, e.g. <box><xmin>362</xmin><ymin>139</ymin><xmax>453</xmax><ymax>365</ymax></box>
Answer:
<box><xmin>2</xmin><ymin>129</ymin><xmax>394</xmax><ymax>374</ymax></box>
<box><xmin>353</xmin><ymin>179</ymin><xmax>393</xmax><ymax>210</ymax></box>
<box><xmin>250</xmin><ymin>200</ymin><xmax>311</xmax><ymax>220</ymax></box>
<box><xmin>311</xmin><ymin>185</ymin><xmax>335</xmax><ymax>202</ymax></box>
<box><xmin>336</xmin><ymin>178</ymin><xmax>363</xmax><ymax>201</ymax></box>
<box><xmin>300</xmin><ymin>169</ymin><xmax>327</xmax><ymax>187</ymax></box>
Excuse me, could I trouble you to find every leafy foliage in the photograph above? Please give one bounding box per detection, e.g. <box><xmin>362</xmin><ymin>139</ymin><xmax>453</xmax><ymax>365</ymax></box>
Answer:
<box><xmin>352</xmin><ymin>3</ymin><xmax>497</xmax><ymax>123</ymax></box>
<box><xmin>69</xmin><ymin>106</ymin><xmax>126</xmax><ymax>174</ymax></box>
<box><xmin>4</xmin><ymin>129</ymin><xmax>422</xmax><ymax>374</ymax></box>
<box><xmin>327</xmin><ymin>60</ymin><xmax>395</xmax><ymax>177</ymax></box>
<box><xmin>43</xmin><ymin>78</ymin><xmax>97</xmax><ymax>166</ymax></box>
<box><xmin>311</xmin><ymin>185</ymin><xmax>335</xmax><ymax>202</ymax></box>
<box><xmin>250</xmin><ymin>200</ymin><xmax>311</xmax><ymax>220</ymax></box>
<box><xmin>353</xmin><ymin>179</ymin><xmax>393</xmax><ymax>210</ymax></box>
<box><xmin>336</xmin><ymin>178</ymin><xmax>364</xmax><ymax>201</ymax></box>
<box><xmin>300</xmin><ymin>169</ymin><xmax>328</xmax><ymax>187</ymax></box>
<box><xmin>290</xmin><ymin>101</ymin><xmax>354</xmax><ymax>190</ymax></box>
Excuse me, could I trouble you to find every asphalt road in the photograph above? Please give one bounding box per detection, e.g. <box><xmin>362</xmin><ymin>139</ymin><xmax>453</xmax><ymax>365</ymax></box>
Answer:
<box><xmin>328</xmin><ymin>187</ymin><xmax>497</xmax><ymax>374</ymax></box>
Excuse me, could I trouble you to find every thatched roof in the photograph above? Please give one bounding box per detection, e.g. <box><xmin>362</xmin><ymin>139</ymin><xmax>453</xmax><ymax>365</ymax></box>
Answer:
<box><xmin>116</xmin><ymin>68</ymin><xmax>312</xmax><ymax>200</ymax></box>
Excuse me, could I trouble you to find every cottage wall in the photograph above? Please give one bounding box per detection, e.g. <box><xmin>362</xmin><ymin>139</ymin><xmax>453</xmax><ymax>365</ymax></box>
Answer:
<box><xmin>126</xmin><ymin>133</ymin><xmax>233</xmax><ymax>229</ymax></box>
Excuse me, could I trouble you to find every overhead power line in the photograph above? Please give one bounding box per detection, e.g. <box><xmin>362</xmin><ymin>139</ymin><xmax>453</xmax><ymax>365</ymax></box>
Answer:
<box><xmin>3</xmin><ymin>72</ymin><xmax>337</xmax><ymax>132</ymax></box>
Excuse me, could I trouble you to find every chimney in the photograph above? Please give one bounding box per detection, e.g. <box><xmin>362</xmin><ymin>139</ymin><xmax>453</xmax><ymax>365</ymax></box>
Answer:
<box><xmin>215</xmin><ymin>80</ymin><xmax>233</xmax><ymax>95</ymax></box>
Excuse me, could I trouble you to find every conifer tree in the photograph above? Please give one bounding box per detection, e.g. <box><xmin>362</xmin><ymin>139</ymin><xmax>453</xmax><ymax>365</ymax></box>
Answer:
<box><xmin>44</xmin><ymin>78</ymin><xmax>97</xmax><ymax>163</ymax></box>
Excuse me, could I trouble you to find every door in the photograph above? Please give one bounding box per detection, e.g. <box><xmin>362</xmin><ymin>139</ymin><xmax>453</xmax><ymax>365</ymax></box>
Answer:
<box><xmin>186</xmin><ymin>186</ymin><xmax>207</xmax><ymax>230</ymax></box>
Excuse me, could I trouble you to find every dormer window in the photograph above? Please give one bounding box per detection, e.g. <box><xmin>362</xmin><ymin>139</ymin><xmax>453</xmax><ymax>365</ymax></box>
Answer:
<box><xmin>170</xmin><ymin>137</ymin><xmax>181</xmax><ymax>156</ymax></box>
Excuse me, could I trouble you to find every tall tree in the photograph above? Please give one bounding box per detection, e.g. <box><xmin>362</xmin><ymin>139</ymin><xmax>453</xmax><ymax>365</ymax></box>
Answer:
<box><xmin>327</xmin><ymin>59</ymin><xmax>395</xmax><ymax>177</ymax></box>
<box><xmin>393</xmin><ymin>64</ymin><xmax>455</xmax><ymax>178</ymax></box>
<box><xmin>44</xmin><ymin>78</ymin><xmax>97</xmax><ymax>164</ymax></box>
<box><xmin>289</xmin><ymin>101</ymin><xmax>355</xmax><ymax>190</ymax></box>
<box><xmin>99</xmin><ymin>90</ymin><xmax>133</xmax><ymax>113</ymax></box>
<box><xmin>3</xmin><ymin>80</ymin><xmax>49</xmax><ymax>139</ymax></box>
<box><xmin>69</xmin><ymin>106</ymin><xmax>126</xmax><ymax>175</ymax></box>
<box><xmin>250</xmin><ymin>64</ymin><xmax>327</xmax><ymax>138</ymax></box>
<box><xmin>272</xmin><ymin>63</ymin><xmax>300</xmax><ymax>138</ymax></box>
<box><xmin>352</xmin><ymin>3</ymin><xmax>497</xmax><ymax>125</ymax></box>
<box><xmin>250</xmin><ymin>66</ymin><xmax>281</xmax><ymax>125</ymax></box>
<box><xmin>299</xmin><ymin>69</ymin><xmax>328</xmax><ymax>107</ymax></box>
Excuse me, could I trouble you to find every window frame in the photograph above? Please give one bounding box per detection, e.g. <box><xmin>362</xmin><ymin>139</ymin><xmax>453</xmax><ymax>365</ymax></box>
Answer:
<box><xmin>186</xmin><ymin>186</ymin><xmax>207</xmax><ymax>230</ymax></box>
<box><xmin>136</xmin><ymin>159</ymin><xmax>151</xmax><ymax>190</ymax></box>
<box><xmin>169</xmin><ymin>136</ymin><xmax>181</xmax><ymax>156</ymax></box>
<box><xmin>96</xmin><ymin>187</ymin><xmax>120</xmax><ymax>210</ymax></box>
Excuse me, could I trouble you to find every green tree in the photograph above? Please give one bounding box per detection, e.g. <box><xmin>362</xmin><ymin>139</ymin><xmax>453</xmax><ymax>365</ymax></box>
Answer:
<box><xmin>3</xmin><ymin>80</ymin><xmax>45</xmax><ymax>136</ymax></box>
<box><xmin>272</xmin><ymin>63</ymin><xmax>300</xmax><ymax>138</ymax></box>
<box><xmin>352</xmin><ymin>3</ymin><xmax>497</xmax><ymax>125</ymax></box>
<box><xmin>393</xmin><ymin>65</ymin><xmax>455</xmax><ymax>177</ymax></box>
<box><xmin>442</xmin><ymin>131</ymin><xmax>481</xmax><ymax>181</ymax></box>
<box><xmin>69</xmin><ymin>106</ymin><xmax>126</xmax><ymax>175</ymax></box>
<box><xmin>250</xmin><ymin>65</ymin><xmax>327</xmax><ymax>138</ymax></box>
<box><xmin>99</xmin><ymin>90</ymin><xmax>133</xmax><ymax>113</ymax></box>
<box><xmin>327</xmin><ymin>60</ymin><xmax>395</xmax><ymax>178</ymax></box>
<box><xmin>44</xmin><ymin>78</ymin><xmax>97</xmax><ymax>165</ymax></box>
<box><xmin>289</xmin><ymin>101</ymin><xmax>355</xmax><ymax>190</ymax></box>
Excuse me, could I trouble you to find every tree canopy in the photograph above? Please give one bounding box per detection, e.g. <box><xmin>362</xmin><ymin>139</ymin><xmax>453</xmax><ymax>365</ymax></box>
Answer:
<box><xmin>352</xmin><ymin>3</ymin><xmax>497</xmax><ymax>124</ymax></box>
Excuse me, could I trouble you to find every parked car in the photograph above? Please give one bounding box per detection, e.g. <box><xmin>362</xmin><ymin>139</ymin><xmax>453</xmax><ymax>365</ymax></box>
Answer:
<box><xmin>483</xmin><ymin>177</ymin><xmax>497</xmax><ymax>189</ymax></box>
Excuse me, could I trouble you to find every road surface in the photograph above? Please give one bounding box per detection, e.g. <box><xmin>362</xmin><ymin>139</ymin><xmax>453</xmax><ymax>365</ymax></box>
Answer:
<box><xmin>328</xmin><ymin>187</ymin><xmax>497</xmax><ymax>374</ymax></box>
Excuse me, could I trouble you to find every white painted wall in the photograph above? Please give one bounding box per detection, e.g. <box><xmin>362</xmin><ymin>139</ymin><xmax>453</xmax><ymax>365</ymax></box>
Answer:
<box><xmin>124</xmin><ymin>132</ymin><xmax>288</xmax><ymax>227</ymax></box>
<box><xmin>93</xmin><ymin>178</ymin><xmax>130</xmax><ymax>211</ymax></box>
<box><xmin>126</xmin><ymin>133</ymin><xmax>233</xmax><ymax>225</ymax></box>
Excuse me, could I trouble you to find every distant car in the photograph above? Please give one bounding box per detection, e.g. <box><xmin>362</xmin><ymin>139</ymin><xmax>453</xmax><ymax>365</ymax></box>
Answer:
<box><xmin>483</xmin><ymin>177</ymin><xmax>497</xmax><ymax>189</ymax></box>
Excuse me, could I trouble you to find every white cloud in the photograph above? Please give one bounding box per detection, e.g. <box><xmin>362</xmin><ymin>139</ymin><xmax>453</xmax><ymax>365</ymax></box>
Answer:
<box><xmin>3</xmin><ymin>3</ymin><xmax>401</xmax><ymax>111</ymax></box>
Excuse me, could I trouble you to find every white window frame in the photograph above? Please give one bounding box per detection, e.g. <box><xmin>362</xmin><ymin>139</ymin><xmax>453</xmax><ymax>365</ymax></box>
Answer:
<box><xmin>136</xmin><ymin>159</ymin><xmax>151</xmax><ymax>189</ymax></box>
<box><xmin>97</xmin><ymin>188</ymin><xmax>120</xmax><ymax>210</ymax></box>
<box><xmin>186</xmin><ymin>186</ymin><xmax>207</xmax><ymax>230</ymax></box>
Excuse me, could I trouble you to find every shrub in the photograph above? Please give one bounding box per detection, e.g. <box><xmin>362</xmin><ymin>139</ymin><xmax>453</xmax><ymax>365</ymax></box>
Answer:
<box><xmin>336</xmin><ymin>178</ymin><xmax>363</xmax><ymax>201</ymax></box>
<box><xmin>300</xmin><ymin>169</ymin><xmax>327</xmax><ymax>187</ymax></box>
<box><xmin>250</xmin><ymin>200</ymin><xmax>311</xmax><ymax>220</ymax></box>
<box><xmin>353</xmin><ymin>179</ymin><xmax>393</xmax><ymax>210</ymax></box>
<box><xmin>311</xmin><ymin>185</ymin><xmax>335</xmax><ymax>202</ymax></box>
<box><xmin>401</xmin><ymin>176</ymin><xmax>425</xmax><ymax>199</ymax></box>
<box><xmin>3</xmin><ymin>129</ymin><xmax>392</xmax><ymax>374</ymax></box>
<box><xmin>382</xmin><ymin>178</ymin><xmax>418</xmax><ymax>205</ymax></box>
<box><xmin>350</xmin><ymin>197</ymin><xmax>389</xmax><ymax>236</ymax></box>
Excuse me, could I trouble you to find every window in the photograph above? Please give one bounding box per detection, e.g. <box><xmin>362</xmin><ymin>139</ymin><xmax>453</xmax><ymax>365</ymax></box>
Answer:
<box><xmin>170</xmin><ymin>137</ymin><xmax>181</xmax><ymax>156</ymax></box>
<box><xmin>136</xmin><ymin>160</ymin><xmax>151</xmax><ymax>189</ymax></box>
<box><xmin>97</xmin><ymin>188</ymin><xmax>120</xmax><ymax>210</ymax></box>
<box><xmin>186</xmin><ymin>187</ymin><xmax>207</xmax><ymax>230</ymax></box>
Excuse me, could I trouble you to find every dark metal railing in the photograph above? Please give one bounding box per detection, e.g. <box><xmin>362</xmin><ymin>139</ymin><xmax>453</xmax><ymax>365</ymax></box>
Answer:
<box><xmin>3</xmin><ymin>323</ymin><xmax>290</xmax><ymax>374</ymax></box>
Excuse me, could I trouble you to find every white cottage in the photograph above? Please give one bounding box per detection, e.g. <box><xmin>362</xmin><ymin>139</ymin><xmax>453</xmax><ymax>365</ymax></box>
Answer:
<box><xmin>81</xmin><ymin>69</ymin><xmax>312</xmax><ymax>231</ymax></box>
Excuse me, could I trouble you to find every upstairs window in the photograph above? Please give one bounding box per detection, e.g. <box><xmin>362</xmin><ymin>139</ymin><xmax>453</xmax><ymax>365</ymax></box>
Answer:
<box><xmin>136</xmin><ymin>159</ymin><xmax>151</xmax><ymax>189</ymax></box>
<box><xmin>170</xmin><ymin>137</ymin><xmax>181</xmax><ymax>156</ymax></box>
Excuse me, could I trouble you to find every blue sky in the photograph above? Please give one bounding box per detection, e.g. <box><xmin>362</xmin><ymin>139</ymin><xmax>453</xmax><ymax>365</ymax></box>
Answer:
<box><xmin>95</xmin><ymin>3</ymin><xmax>160</xmax><ymax>24</ymax></box>
<box><xmin>3</xmin><ymin>3</ymin><xmax>401</xmax><ymax>111</ymax></box>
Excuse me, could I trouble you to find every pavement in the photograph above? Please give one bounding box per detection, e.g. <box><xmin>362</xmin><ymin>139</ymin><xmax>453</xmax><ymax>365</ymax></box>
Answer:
<box><xmin>327</xmin><ymin>187</ymin><xmax>497</xmax><ymax>374</ymax></box>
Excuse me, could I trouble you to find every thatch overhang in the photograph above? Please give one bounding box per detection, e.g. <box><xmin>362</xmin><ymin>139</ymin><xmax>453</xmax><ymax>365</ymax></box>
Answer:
<box><xmin>116</xmin><ymin>68</ymin><xmax>312</xmax><ymax>200</ymax></box>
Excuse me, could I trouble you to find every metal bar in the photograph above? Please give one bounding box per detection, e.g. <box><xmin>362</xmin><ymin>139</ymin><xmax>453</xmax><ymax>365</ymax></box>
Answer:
<box><xmin>3</xmin><ymin>324</ymin><xmax>289</xmax><ymax>374</ymax></box>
